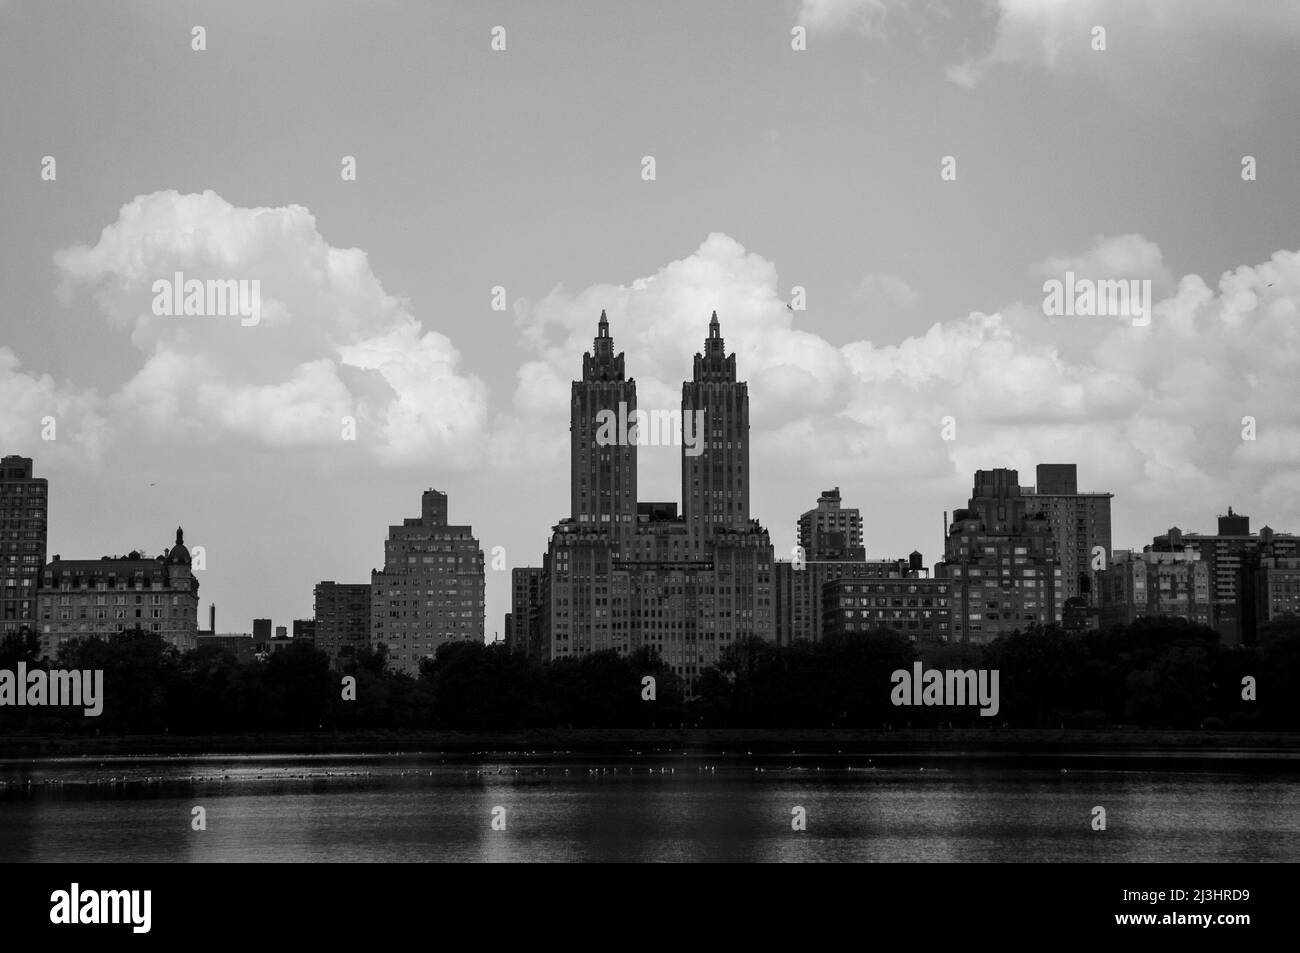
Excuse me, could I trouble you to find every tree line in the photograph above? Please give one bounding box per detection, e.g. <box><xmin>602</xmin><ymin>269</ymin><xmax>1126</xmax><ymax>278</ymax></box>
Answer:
<box><xmin>0</xmin><ymin>614</ymin><xmax>1297</xmax><ymax>735</ymax></box>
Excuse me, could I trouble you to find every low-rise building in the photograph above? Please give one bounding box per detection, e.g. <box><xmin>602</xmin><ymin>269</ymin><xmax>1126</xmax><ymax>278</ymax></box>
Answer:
<box><xmin>314</xmin><ymin>581</ymin><xmax>371</xmax><ymax>670</ymax></box>
<box><xmin>823</xmin><ymin>575</ymin><xmax>952</xmax><ymax>642</ymax></box>
<box><xmin>36</xmin><ymin>527</ymin><xmax>199</xmax><ymax>657</ymax></box>
<box><xmin>1096</xmin><ymin>549</ymin><xmax>1212</xmax><ymax>628</ymax></box>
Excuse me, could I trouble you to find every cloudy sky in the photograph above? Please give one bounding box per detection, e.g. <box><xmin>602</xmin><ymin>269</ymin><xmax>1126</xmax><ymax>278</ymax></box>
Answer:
<box><xmin>2</xmin><ymin>0</ymin><xmax>1298</xmax><ymax>638</ymax></box>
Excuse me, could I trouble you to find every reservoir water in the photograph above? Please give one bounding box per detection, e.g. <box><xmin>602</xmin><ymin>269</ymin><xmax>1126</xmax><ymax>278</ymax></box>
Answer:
<box><xmin>2</xmin><ymin>751</ymin><xmax>1297</xmax><ymax>862</ymax></box>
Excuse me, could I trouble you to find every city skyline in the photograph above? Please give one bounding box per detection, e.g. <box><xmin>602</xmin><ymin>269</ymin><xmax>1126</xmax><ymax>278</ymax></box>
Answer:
<box><xmin>2</xmin><ymin>0</ymin><xmax>1298</xmax><ymax>646</ymax></box>
<box><xmin>6</xmin><ymin>296</ymin><xmax>1296</xmax><ymax>659</ymax></box>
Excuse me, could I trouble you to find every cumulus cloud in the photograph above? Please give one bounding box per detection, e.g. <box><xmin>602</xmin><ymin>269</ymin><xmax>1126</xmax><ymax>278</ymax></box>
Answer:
<box><xmin>1037</xmin><ymin>233</ymin><xmax>1172</xmax><ymax>288</ymax></box>
<box><xmin>52</xmin><ymin>190</ymin><xmax>487</xmax><ymax>466</ymax></box>
<box><xmin>503</xmin><ymin>230</ymin><xmax>1300</xmax><ymax>537</ymax></box>
<box><xmin>0</xmin><ymin>348</ymin><xmax>109</xmax><ymax>465</ymax></box>
<box><xmin>22</xmin><ymin>192</ymin><xmax>1300</xmax><ymax>539</ymax></box>
<box><xmin>495</xmin><ymin>233</ymin><xmax>852</xmax><ymax>485</ymax></box>
<box><xmin>801</xmin><ymin>0</ymin><xmax>1300</xmax><ymax>97</ymax></box>
<box><xmin>798</xmin><ymin>0</ymin><xmax>895</xmax><ymax>35</ymax></box>
<box><xmin>949</xmin><ymin>0</ymin><xmax>1300</xmax><ymax>87</ymax></box>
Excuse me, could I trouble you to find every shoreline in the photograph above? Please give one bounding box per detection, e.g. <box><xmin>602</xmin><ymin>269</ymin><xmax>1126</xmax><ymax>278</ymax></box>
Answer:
<box><xmin>3</xmin><ymin>727</ymin><xmax>1300</xmax><ymax>760</ymax></box>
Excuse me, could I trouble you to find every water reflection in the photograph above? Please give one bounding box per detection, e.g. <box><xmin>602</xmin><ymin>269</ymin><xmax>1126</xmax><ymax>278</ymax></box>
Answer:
<box><xmin>1</xmin><ymin>755</ymin><xmax>1297</xmax><ymax>862</ymax></box>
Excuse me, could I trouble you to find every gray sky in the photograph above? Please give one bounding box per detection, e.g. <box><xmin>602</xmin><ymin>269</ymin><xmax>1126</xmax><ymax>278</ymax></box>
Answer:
<box><xmin>2</xmin><ymin>0</ymin><xmax>1298</xmax><ymax>639</ymax></box>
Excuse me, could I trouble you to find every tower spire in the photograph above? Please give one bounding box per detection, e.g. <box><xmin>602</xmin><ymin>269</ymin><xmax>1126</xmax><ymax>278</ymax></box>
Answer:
<box><xmin>582</xmin><ymin>309</ymin><xmax>624</xmax><ymax>382</ymax></box>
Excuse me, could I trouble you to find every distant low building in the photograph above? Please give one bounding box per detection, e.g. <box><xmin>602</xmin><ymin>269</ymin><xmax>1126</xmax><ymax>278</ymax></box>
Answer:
<box><xmin>36</xmin><ymin>527</ymin><xmax>200</xmax><ymax>658</ymax></box>
<box><xmin>196</xmin><ymin>633</ymin><xmax>256</xmax><ymax>663</ymax></box>
<box><xmin>252</xmin><ymin>618</ymin><xmax>272</xmax><ymax>650</ymax></box>
<box><xmin>1061</xmin><ymin>596</ymin><xmax>1100</xmax><ymax>633</ymax></box>
<box><xmin>1152</xmin><ymin>512</ymin><xmax>1300</xmax><ymax>645</ymax></box>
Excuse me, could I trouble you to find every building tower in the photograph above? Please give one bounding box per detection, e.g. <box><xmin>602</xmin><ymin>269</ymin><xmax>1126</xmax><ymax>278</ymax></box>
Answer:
<box><xmin>370</xmin><ymin>489</ymin><xmax>486</xmax><ymax>676</ymax></box>
<box><xmin>0</xmin><ymin>455</ymin><xmax>47</xmax><ymax>636</ymax></box>
<box><xmin>797</xmin><ymin>487</ymin><xmax>865</xmax><ymax>561</ymax></box>
<box><xmin>571</xmin><ymin>310</ymin><xmax>637</xmax><ymax>541</ymax></box>
<box><xmin>938</xmin><ymin>468</ymin><xmax>1058</xmax><ymax>643</ymax></box>
<box><xmin>682</xmin><ymin>311</ymin><xmax>750</xmax><ymax>547</ymax></box>
<box><xmin>1021</xmin><ymin>463</ymin><xmax>1113</xmax><ymax>618</ymax></box>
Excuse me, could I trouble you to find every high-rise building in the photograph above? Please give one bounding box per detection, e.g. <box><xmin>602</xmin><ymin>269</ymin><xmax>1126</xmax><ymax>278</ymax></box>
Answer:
<box><xmin>1021</xmin><ymin>464</ymin><xmax>1112</xmax><ymax>617</ymax></box>
<box><xmin>36</xmin><ymin>527</ymin><xmax>199</xmax><ymax>657</ymax></box>
<box><xmin>506</xmin><ymin>567</ymin><xmax>545</xmax><ymax>657</ymax></box>
<box><xmin>797</xmin><ymin>487</ymin><xmax>864</xmax><ymax>560</ymax></box>
<box><xmin>370</xmin><ymin>489</ymin><xmax>485</xmax><ymax>676</ymax></box>
<box><xmin>541</xmin><ymin>312</ymin><xmax>775</xmax><ymax>685</ymax></box>
<box><xmin>0</xmin><ymin>455</ymin><xmax>47</xmax><ymax>636</ymax></box>
<box><xmin>313</xmin><ymin>581</ymin><xmax>371</xmax><ymax>669</ymax></box>
<box><xmin>292</xmin><ymin>618</ymin><xmax>316</xmax><ymax>643</ymax></box>
<box><xmin>682</xmin><ymin>311</ymin><xmax>750</xmax><ymax>546</ymax></box>
<box><xmin>1096</xmin><ymin>549</ymin><xmax>1212</xmax><ymax>628</ymax></box>
<box><xmin>572</xmin><ymin>310</ymin><xmax>638</xmax><ymax>542</ymax></box>
<box><xmin>937</xmin><ymin>469</ymin><xmax>1058</xmax><ymax>643</ymax></box>
<box><xmin>775</xmin><ymin>489</ymin><xmax>874</xmax><ymax>645</ymax></box>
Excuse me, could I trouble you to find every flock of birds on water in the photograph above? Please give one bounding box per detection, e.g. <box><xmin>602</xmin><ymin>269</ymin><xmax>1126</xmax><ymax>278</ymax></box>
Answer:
<box><xmin>0</xmin><ymin>749</ymin><xmax>1040</xmax><ymax>791</ymax></box>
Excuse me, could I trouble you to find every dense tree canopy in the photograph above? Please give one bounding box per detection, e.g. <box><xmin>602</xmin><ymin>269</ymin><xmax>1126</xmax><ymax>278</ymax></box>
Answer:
<box><xmin>0</xmin><ymin>615</ymin><xmax>1295</xmax><ymax>735</ymax></box>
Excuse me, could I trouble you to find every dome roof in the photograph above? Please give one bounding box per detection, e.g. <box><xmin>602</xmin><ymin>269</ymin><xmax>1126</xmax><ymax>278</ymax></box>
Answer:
<box><xmin>167</xmin><ymin>526</ymin><xmax>191</xmax><ymax>565</ymax></box>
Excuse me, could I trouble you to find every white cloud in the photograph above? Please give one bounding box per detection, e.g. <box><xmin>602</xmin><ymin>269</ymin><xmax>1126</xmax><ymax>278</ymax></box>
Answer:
<box><xmin>801</xmin><ymin>0</ymin><xmax>1300</xmax><ymax>95</ymax></box>
<box><xmin>1037</xmin><ymin>233</ymin><xmax>1172</xmax><ymax>287</ymax></box>
<box><xmin>949</xmin><ymin>0</ymin><xmax>1300</xmax><ymax>88</ymax></box>
<box><xmin>52</xmin><ymin>190</ymin><xmax>488</xmax><ymax>466</ymax></box>
<box><xmin>0</xmin><ymin>348</ymin><xmax>109</xmax><ymax>465</ymax></box>
<box><xmin>504</xmin><ymin>231</ymin><xmax>1300</xmax><ymax>538</ymax></box>
<box><xmin>29</xmin><ymin>194</ymin><xmax>1300</xmax><ymax>541</ymax></box>
<box><xmin>798</xmin><ymin>0</ymin><xmax>894</xmax><ymax>34</ymax></box>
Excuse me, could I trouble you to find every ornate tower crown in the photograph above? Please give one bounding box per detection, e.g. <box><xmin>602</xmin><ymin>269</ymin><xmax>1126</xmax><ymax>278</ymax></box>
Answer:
<box><xmin>693</xmin><ymin>310</ymin><xmax>737</xmax><ymax>383</ymax></box>
<box><xmin>582</xmin><ymin>310</ymin><xmax>626</xmax><ymax>382</ymax></box>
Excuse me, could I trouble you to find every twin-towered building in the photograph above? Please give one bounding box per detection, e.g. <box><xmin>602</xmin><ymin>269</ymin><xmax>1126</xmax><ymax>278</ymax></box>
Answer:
<box><xmin>512</xmin><ymin>314</ymin><xmax>1132</xmax><ymax>667</ymax></box>
<box><xmin>536</xmin><ymin>311</ymin><xmax>775</xmax><ymax>682</ymax></box>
